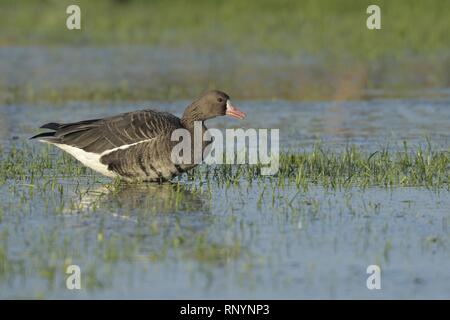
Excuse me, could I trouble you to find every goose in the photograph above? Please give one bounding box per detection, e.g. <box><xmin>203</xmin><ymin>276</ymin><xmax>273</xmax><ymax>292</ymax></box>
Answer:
<box><xmin>30</xmin><ymin>90</ymin><xmax>245</xmax><ymax>182</ymax></box>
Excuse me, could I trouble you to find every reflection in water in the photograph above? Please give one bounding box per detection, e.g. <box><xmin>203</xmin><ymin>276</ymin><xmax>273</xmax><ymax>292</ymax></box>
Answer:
<box><xmin>72</xmin><ymin>182</ymin><xmax>209</xmax><ymax>216</ymax></box>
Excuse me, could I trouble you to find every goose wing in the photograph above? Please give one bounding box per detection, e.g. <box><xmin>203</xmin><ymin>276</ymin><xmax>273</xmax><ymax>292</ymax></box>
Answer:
<box><xmin>35</xmin><ymin>110</ymin><xmax>182</xmax><ymax>154</ymax></box>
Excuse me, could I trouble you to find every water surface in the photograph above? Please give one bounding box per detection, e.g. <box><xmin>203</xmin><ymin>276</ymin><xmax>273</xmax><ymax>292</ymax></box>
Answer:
<box><xmin>0</xmin><ymin>98</ymin><xmax>449</xmax><ymax>299</ymax></box>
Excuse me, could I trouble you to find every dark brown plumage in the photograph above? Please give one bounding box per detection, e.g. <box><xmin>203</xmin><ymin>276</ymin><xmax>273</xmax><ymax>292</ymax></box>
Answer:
<box><xmin>30</xmin><ymin>90</ymin><xmax>245</xmax><ymax>182</ymax></box>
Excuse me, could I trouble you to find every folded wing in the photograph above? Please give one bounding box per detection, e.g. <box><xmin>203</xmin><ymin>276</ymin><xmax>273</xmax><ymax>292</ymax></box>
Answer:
<box><xmin>32</xmin><ymin>110</ymin><xmax>181</xmax><ymax>155</ymax></box>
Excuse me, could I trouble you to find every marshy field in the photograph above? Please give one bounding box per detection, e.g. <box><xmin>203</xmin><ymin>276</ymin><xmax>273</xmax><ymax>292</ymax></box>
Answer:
<box><xmin>0</xmin><ymin>0</ymin><xmax>450</xmax><ymax>299</ymax></box>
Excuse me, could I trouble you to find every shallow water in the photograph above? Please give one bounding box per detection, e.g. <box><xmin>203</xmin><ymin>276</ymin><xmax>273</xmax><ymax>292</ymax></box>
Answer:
<box><xmin>1</xmin><ymin>46</ymin><xmax>450</xmax><ymax>101</ymax></box>
<box><xmin>3</xmin><ymin>97</ymin><xmax>450</xmax><ymax>150</ymax></box>
<box><xmin>0</xmin><ymin>98</ymin><xmax>449</xmax><ymax>299</ymax></box>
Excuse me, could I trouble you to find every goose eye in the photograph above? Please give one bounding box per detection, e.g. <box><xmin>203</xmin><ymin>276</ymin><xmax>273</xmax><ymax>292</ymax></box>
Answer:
<box><xmin>217</xmin><ymin>98</ymin><xmax>224</xmax><ymax>103</ymax></box>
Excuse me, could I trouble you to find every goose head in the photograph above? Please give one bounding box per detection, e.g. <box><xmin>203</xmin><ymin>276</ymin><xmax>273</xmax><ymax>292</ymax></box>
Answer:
<box><xmin>182</xmin><ymin>90</ymin><xmax>246</xmax><ymax>126</ymax></box>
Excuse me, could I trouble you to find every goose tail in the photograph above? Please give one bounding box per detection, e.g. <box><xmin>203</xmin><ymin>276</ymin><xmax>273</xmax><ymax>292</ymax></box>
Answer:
<box><xmin>29</xmin><ymin>131</ymin><xmax>56</xmax><ymax>140</ymax></box>
<box><xmin>30</xmin><ymin>122</ymin><xmax>64</xmax><ymax>141</ymax></box>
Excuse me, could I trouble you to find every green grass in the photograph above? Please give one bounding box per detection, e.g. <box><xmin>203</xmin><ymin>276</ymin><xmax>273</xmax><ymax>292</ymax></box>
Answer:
<box><xmin>1</xmin><ymin>142</ymin><xmax>448</xmax><ymax>189</ymax></box>
<box><xmin>1</xmin><ymin>0</ymin><xmax>449</xmax><ymax>59</ymax></box>
<box><xmin>195</xmin><ymin>143</ymin><xmax>449</xmax><ymax>190</ymax></box>
<box><xmin>1</xmin><ymin>0</ymin><xmax>449</xmax><ymax>102</ymax></box>
<box><xmin>0</xmin><ymin>140</ymin><xmax>449</xmax><ymax>297</ymax></box>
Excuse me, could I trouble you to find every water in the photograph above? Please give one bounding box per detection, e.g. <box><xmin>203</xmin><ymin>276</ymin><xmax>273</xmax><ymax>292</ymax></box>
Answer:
<box><xmin>3</xmin><ymin>97</ymin><xmax>450</xmax><ymax>149</ymax></box>
<box><xmin>0</xmin><ymin>46</ymin><xmax>450</xmax><ymax>299</ymax></box>
<box><xmin>2</xmin><ymin>46</ymin><xmax>450</xmax><ymax>101</ymax></box>
<box><xmin>0</xmin><ymin>97</ymin><xmax>449</xmax><ymax>299</ymax></box>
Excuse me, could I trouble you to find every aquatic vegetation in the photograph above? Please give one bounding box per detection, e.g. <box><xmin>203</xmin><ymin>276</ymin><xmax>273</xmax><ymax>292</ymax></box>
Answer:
<box><xmin>0</xmin><ymin>139</ymin><xmax>449</xmax><ymax>298</ymax></box>
<box><xmin>1</xmin><ymin>0</ymin><xmax>449</xmax><ymax>299</ymax></box>
<box><xmin>196</xmin><ymin>143</ymin><xmax>450</xmax><ymax>190</ymax></box>
<box><xmin>1</xmin><ymin>142</ymin><xmax>448</xmax><ymax>189</ymax></box>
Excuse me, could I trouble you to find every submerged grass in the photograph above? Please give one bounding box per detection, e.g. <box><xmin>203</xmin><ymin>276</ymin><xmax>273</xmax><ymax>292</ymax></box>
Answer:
<box><xmin>0</xmin><ymin>140</ymin><xmax>449</xmax><ymax>297</ymax></box>
<box><xmin>192</xmin><ymin>142</ymin><xmax>450</xmax><ymax>190</ymax></box>
<box><xmin>1</xmin><ymin>142</ymin><xmax>448</xmax><ymax>189</ymax></box>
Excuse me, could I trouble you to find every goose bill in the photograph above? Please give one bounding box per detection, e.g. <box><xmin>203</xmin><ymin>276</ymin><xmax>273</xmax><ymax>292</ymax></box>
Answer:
<box><xmin>226</xmin><ymin>100</ymin><xmax>246</xmax><ymax>119</ymax></box>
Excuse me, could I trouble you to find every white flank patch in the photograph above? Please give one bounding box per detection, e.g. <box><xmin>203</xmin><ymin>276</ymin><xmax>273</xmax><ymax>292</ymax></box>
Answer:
<box><xmin>40</xmin><ymin>138</ymin><xmax>155</xmax><ymax>178</ymax></box>
<box><xmin>42</xmin><ymin>141</ymin><xmax>116</xmax><ymax>177</ymax></box>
